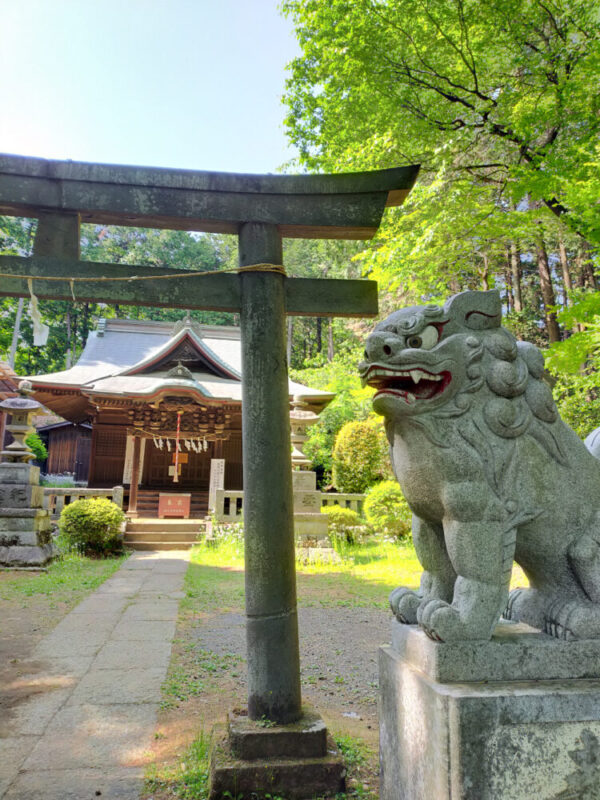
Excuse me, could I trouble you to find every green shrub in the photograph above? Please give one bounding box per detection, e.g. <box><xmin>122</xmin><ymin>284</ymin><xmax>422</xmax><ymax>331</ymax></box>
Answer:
<box><xmin>321</xmin><ymin>504</ymin><xmax>363</xmax><ymax>543</ymax></box>
<box><xmin>25</xmin><ymin>432</ymin><xmax>48</xmax><ymax>462</ymax></box>
<box><xmin>551</xmin><ymin>372</ymin><xmax>600</xmax><ymax>439</ymax></box>
<box><xmin>332</xmin><ymin>417</ymin><xmax>392</xmax><ymax>493</ymax></box>
<box><xmin>58</xmin><ymin>497</ymin><xmax>125</xmax><ymax>557</ymax></box>
<box><xmin>364</xmin><ymin>480</ymin><xmax>412</xmax><ymax>540</ymax></box>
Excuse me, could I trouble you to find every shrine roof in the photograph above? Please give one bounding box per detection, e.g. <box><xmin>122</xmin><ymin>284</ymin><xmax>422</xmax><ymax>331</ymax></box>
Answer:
<box><xmin>28</xmin><ymin>318</ymin><xmax>334</xmax><ymax>409</ymax></box>
<box><xmin>0</xmin><ymin>360</ymin><xmax>18</xmax><ymax>399</ymax></box>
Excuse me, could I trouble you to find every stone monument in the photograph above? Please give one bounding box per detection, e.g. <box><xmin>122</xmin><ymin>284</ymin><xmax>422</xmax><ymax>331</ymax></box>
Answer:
<box><xmin>361</xmin><ymin>290</ymin><xmax>600</xmax><ymax>799</ymax></box>
<box><xmin>0</xmin><ymin>380</ymin><xmax>54</xmax><ymax>567</ymax></box>
<box><xmin>290</xmin><ymin>395</ymin><xmax>330</xmax><ymax>549</ymax></box>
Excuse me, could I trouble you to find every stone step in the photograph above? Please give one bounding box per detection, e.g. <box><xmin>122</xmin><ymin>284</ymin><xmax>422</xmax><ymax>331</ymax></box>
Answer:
<box><xmin>125</xmin><ymin>540</ymin><xmax>196</xmax><ymax>551</ymax></box>
<box><xmin>125</xmin><ymin>530</ymin><xmax>200</xmax><ymax>543</ymax></box>
<box><xmin>126</xmin><ymin>519</ymin><xmax>206</xmax><ymax>532</ymax></box>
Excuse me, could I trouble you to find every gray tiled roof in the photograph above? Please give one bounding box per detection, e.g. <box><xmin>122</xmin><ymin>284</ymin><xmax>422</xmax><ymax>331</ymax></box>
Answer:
<box><xmin>29</xmin><ymin>319</ymin><xmax>334</xmax><ymax>407</ymax></box>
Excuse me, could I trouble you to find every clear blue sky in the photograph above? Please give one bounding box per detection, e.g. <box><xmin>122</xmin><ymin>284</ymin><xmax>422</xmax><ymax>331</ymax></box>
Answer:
<box><xmin>0</xmin><ymin>0</ymin><xmax>301</xmax><ymax>174</ymax></box>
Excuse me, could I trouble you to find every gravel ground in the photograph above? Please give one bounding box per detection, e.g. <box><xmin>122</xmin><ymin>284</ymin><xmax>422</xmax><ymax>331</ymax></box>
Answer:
<box><xmin>191</xmin><ymin>606</ymin><xmax>391</xmax><ymax>723</ymax></box>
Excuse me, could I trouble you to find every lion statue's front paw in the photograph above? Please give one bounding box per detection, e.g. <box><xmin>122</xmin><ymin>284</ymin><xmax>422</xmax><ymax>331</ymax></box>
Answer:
<box><xmin>390</xmin><ymin>586</ymin><xmax>422</xmax><ymax>625</ymax></box>
<box><xmin>389</xmin><ymin>586</ymin><xmax>421</xmax><ymax>624</ymax></box>
<box><xmin>418</xmin><ymin>599</ymin><xmax>490</xmax><ymax>642</ymax></box>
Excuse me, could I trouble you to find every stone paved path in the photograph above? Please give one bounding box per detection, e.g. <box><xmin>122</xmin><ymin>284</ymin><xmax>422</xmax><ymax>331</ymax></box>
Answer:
<box><xmin>0</xmin><ymin>550</ymin><xmax>189</xmax><ymax>800</ymax></box>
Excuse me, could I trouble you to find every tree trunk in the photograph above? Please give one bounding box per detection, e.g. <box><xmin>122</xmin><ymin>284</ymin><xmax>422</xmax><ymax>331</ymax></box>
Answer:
<box><xmin>327</xmin><ymin>318</ymin><xmax>334</xmax><ymax>362</ymax></box>
<box><xmin>8</xmin><ymin>297</ymin><xmax>24</xmax><ymax>368</ymax></box>
<box><xmin>575</xmin><ymin>247</ymin><xmax>586</xmax><ymax>288</ymax></box>
<box><xmin>71</xmin><ymin>311</ymin><xmax>78</xmax><ymax>366</ymax></box>
<box><xmin>535</xmin><ymin>237</ymin><xmax>561</xmax><ymax>342</ymax></box>
<box><xmin>82</xmin><ymin>302</ymin><xmax>90</xmax><ymax>345</ymax></box>
<box><xmin>583</xmin><ymin>242</ymin><xmax>598</xmax><ymax>290</ymax></box>
<box><xmin>558</xmin><ymin>234</ymin><xmax>573</xmax><ymax>306</ymax></box>
<box><xmin>65</xmin><ymin>308</ymin><xmax>72</xmax><ymax>369</ymax></box>
<box><xmin>316</xmin><ymin>317</ymin><xmax>322</xmax><ymax>354</ymax></box>
<box><xmin>286</xmin><ymin>317</ymin><xmax>293</xmax><ymax>366</ymax></box>
<box><xmin>480</xmin><ymin>253</ymin><xmax>490</xmax><ymax>291</ymax></box>
<box><xmin>504</xmin><ymin>246</ymin><xmax>513</xmax><ymax>313</ymax></box>
<box><xmin>509</xmin><ymin>241</ymin><xmax>523</xmax><ymax>312</ymax></box>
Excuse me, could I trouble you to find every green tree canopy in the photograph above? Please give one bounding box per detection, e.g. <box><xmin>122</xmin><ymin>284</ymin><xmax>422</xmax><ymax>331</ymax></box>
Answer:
<box><xmin>283</xmin><ymin>0</ymin><xmax>600</xmax><ymax>243</ymax></box>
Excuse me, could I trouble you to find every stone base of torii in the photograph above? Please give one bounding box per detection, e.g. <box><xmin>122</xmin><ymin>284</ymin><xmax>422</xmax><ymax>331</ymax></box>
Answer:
<box><xmin>210</xmin><ymin>708</ymin><xmax>345</xmax><ymax>799</ymax></box>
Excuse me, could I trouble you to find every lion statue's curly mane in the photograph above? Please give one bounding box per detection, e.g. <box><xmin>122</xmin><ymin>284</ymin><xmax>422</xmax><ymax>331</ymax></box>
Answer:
<box><xmin>360</xmin><ymin>290</ymin><xmax>600</xmax><ymax>642</ymax></box>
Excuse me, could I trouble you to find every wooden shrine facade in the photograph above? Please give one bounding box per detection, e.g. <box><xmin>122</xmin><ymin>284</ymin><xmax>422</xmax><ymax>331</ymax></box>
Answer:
<box><xmin>88</xmin><ymin>393</ymin><xmax>240</xmax><ymax>488</ymax></box>
<box><xmin>27</xmin><ymin>316</ymin><xmax>333</xmax><ymax>517</ymax></box>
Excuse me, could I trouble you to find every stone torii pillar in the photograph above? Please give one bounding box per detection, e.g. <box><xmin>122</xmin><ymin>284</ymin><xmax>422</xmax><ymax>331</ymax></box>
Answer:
<box><xmin>0</xmin><ymin>155</ymin><xmax>419</xmax><ymax>733</ymax></box>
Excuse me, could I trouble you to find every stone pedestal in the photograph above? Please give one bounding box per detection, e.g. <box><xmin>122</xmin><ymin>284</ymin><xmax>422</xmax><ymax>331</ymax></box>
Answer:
<box><xmin>209</xmin><ymin>707</ymin><xmax>346</xmax><ymax>799</ymax></box>
<box><xmin>292</xmin><ymin>470</ymin><xmax>329</xmax><ymax>545</ymax></box>
<box><xmin>380</xmin><ymin>619</ymin><xmax>600</xmax><ymax>800</ymax></box>
<box><xmin>0</xmin><ymin>462</ymin><xmax>54</xmax><ymax>566</ymax></box>
<box><xmin>289</xmin><ymin>396</ymin><xmax>331</xmax><ymax>551</ymax></box>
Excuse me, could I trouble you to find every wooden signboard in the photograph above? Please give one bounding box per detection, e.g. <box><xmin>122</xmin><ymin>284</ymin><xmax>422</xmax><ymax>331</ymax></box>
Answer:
<box><xmin>158</xmin><ymin>492</ymin><xmax>191</xmax><ymax>519</ymax></box>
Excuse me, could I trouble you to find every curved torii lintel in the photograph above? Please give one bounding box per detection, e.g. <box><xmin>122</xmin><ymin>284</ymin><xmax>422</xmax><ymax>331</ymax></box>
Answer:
<box><xmin>0</xmin><ymin>153</ymin><xmax>420</xmax><ymax>239</ymax></box>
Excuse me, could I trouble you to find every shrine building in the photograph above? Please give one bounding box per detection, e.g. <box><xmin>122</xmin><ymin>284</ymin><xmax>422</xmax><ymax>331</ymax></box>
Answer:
<box><xmin>28</xmin><ymin>316</ymin><xmax>333</xmax><ymax>518</ymax></box>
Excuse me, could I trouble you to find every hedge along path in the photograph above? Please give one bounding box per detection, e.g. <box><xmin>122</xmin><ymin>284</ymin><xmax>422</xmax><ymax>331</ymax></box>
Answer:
<box><xmin>0</xmin><ymin>550</ymin><xmax>189</xmax><ymax>800</ymax></box>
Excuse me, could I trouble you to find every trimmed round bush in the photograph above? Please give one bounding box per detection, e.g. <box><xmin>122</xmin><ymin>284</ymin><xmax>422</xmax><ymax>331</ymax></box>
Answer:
<box><xmin>332</xmin><ymin>417</ymin><xmax>392</xmax><ymax>493</ymax></box>
<box><xmin>321</xmin><ymin>504</ymin><xmax>363</xmax><ymax>543</ymax></box>
<box><xmin>58</xmin><ymin>497</ymin><xmax>125</xmax><ymax>556</ymax></box>
<box><xmin>364</xmin><ymin>480</ymin><xmax>412</xmax><ymax>540</ymax></box>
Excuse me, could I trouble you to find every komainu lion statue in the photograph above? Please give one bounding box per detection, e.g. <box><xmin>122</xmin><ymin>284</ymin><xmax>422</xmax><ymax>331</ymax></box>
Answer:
<box><xmin>360</xmin><ymin>289</ymin><xmax>600</xmax><ymax>642</ymax></box>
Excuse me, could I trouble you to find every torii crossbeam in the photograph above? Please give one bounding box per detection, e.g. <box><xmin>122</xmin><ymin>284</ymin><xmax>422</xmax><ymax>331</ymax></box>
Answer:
<box><xmin>0</xmin><ymin>154</ymin><xmax>419</xmax><ymax>724</ymax></box>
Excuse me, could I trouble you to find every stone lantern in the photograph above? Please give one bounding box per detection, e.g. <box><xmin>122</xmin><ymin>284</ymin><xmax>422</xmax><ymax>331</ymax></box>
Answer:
<box><xmin>290</xmin><ymin>395</ymin><xmax>319</xmax><ymax>470</ymax></box>
<box><xmin>0</xmin><ymin>380</ymin><xmax>54</xmax><ymax>566</ymax></box>
<box><xmin>289</xmin><ymin>395</ymin><xmax>330</xmax><ymax>549</ymax></box>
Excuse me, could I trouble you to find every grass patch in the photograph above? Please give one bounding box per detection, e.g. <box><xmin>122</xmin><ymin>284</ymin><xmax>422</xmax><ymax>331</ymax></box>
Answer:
<box><xmin>0</xmin><ymin>551</ymin><xmax>127</xmax><ymax>608</ymax></box>
<box><xmin>334</xmin><ymin>733</ymin><xmax>378</xmax><ymax>799</ymax></box>
<box><xmin>188</xmin><ymin>532</ymin><xmax>422</xmax><ymax>612</ymax></box>
<box><xmin>161</xmin><ymin>645</ymin><xmax>244</xmax><ymax>710</ymax></box>
<box><xmin>145</xmin><ymin>731</ymin><xmax>211</xmax><ymax>799</ymax></box>
<box><xmin>144</xmin><ymin>730</ymin><xmax>375</xmax><ymax>800</ymax></box>
<box><xmin>188</xmin><ymin>529</ymin><xmax>527</xmax><ymax>612</ymax></box>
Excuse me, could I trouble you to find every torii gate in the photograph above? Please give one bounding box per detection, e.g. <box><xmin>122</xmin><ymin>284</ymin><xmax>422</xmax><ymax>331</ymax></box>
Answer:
<box><xmin>0</xmin><ymin>154</ymin><xmax>419</xmax><ymax>725</ymax></box>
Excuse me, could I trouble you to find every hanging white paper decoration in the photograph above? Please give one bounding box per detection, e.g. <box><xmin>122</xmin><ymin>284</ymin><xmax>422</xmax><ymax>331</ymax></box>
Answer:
<box><xmin>27</xmin><ymin>279</ymin><xmax>50</xmax><ymax>346</ymax></box>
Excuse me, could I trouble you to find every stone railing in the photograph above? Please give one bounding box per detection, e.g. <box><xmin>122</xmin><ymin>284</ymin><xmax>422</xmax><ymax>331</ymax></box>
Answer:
<box><xmin>320</xmin><ymin>493</ymin><xmax>365</xmax><ymax>515</ymax></box>
<box><xmin>213</xmin><ymin>489</ymin><xmax>366</xmax><ymax>522</ymax></box>
<box><xmin>43</xmin><ymin>486</ymin><xmax>124</xmax><ymax>519</ymax></box>
<box><xmin>213</xmin><ymin>489</ymin><xmax>244</xmax><ymax>522</ymax></box>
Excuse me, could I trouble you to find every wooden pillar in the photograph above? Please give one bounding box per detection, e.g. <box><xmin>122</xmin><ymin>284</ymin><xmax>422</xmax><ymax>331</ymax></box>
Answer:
<box><xmin>238</xmin><ymin>222</ymin><xmax>301</xmax><ymax>724</ymax></box>
<box><xmin>127</xmin><ymin>434</ymin><xmax>141</xmax><ymax>517</ymax></box>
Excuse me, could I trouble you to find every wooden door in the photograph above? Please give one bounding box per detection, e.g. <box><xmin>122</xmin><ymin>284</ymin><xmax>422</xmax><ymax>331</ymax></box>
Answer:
<box><xmin>74</xmin><ymin>434</ymin><xmax>91</xmax><ymax>483</ymax></box>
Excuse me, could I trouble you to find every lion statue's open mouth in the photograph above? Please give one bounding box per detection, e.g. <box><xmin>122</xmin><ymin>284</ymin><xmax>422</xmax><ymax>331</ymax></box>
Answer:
<box><xmin>362</xmin><ymin>365</ymin><xmax>451</xmax><ymax>404</ymax></box>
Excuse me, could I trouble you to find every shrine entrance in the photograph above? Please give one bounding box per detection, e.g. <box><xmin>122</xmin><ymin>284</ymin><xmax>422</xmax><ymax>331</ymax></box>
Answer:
<box><xmin>144</xmin><ymin>441</ymin><xmax>213</xmax><ymax>489</ymax></box>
